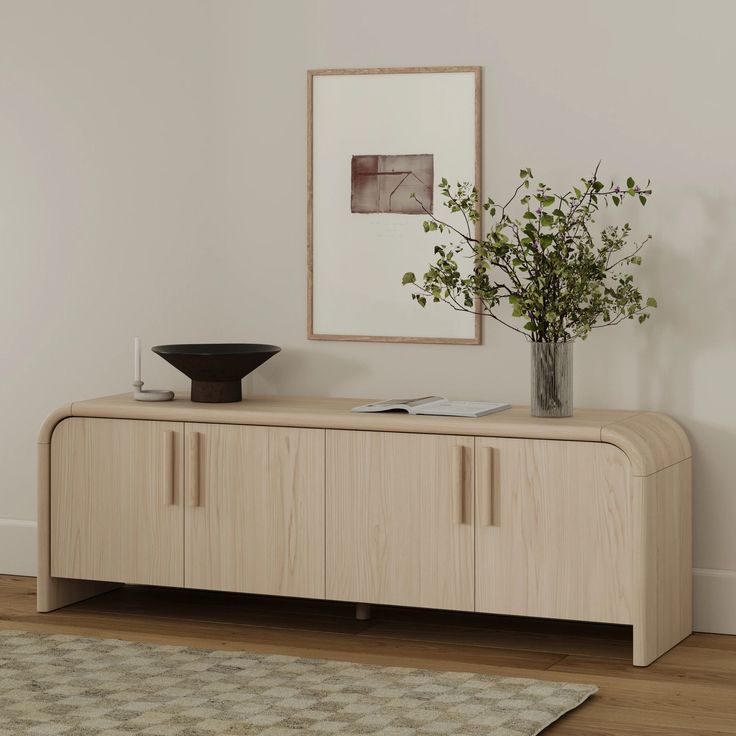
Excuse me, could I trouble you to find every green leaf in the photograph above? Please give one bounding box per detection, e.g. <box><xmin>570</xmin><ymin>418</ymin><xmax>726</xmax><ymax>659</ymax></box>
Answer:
<box><xmin>403</xmin><ymin>165</ymin><xmax>655</xmax><ymax>340</ymax></box>
<box><xmin>646</xmin><ymin>297</ymin><xmax>658</xmax><ymax>308</ymax></box>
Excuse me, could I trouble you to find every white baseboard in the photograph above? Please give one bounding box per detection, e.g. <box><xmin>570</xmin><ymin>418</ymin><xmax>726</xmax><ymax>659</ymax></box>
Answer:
<box><xmin>0</xmin><ymin>518</ymin><xmax>36</xmax><ymax>576</ymax></box>
<box><xmin>693</xmin><ymin>568</ymin><xmax>736</xmax><ymax>635</ymax></box>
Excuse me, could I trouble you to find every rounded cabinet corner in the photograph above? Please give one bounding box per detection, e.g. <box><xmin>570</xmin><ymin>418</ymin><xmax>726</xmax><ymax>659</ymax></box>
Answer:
<box><xmin>38</xmin><ymin>405</ymin><xmax>74</xmax><ymax>445</ymax></box>
<box><xmin>601</xmin><ymin>412</ymin><xmax>691</xmax><ymax>477</ymax></box>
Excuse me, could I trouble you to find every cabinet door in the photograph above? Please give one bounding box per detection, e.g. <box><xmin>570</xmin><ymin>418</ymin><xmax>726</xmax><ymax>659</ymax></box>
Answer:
<box><xmin>475</xmin><ymin>438</ymin><xmax>631</xmax><ymax>624</ymax></box>
<box><xmin>184</xmin><ymin>423</ymin><xmax>325</xmax><ymax>598</ymax></box>
<box><xmin>326</xmin><ymin>430</ymin><xmax>474</xmax><ymax>611</ymax></box>
<box><xmin>51</xmin><ymin>417</ymin><xmax>184</xmax><ymax>586</ymax></box>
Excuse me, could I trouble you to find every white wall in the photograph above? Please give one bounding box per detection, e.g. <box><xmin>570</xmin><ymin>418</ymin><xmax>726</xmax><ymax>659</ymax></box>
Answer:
<box><xmin>1</xmin><ymin>0</ymin><xmax>734</xmax><ymax>633</ymax></box>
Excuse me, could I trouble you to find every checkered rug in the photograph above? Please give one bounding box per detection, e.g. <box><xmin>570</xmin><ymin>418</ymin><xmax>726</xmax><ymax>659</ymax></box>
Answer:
<box><xmin>0</xmin><ymin>629</ymin><xmax>596</xmax><ymax>735</ymax></box>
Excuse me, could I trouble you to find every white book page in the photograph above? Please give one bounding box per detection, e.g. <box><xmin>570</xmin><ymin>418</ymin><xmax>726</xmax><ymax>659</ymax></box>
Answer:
<box><xmin>352</xmin><ymin>396</ymin><xmax>443</xmax><ymax>412</ymax></box>
<box><xmin>416</xmin><ymin>400</ymin><xmax>510</xmax><ymax>416</ymax></box>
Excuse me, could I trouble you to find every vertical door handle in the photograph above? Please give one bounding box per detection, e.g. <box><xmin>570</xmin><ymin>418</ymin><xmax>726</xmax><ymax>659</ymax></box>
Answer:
<box><xmin>453</xmin><ymin>445</ymin><xmax>467</xmax><ymax>524</ymax></box>
<box><xmin>187</xmin><ymin>431</ymin><xmax>201</xmax><ymax>507</ymax></box>
<box><xmin>484</xmin><ymin>446</ymin><xmax>494</xmax><ymax>526</ymax></box>
<box><xmin>163</xmin><ymin>430</ymin><xmax>176</xmax><ymax>505</ymax></box>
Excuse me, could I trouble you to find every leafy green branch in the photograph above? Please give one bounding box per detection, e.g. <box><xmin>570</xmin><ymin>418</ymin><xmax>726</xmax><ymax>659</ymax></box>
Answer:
<box><xmin>402</xmin><ymin>166</ymin><xmax>656</xmax><ymax>342</ymax></box>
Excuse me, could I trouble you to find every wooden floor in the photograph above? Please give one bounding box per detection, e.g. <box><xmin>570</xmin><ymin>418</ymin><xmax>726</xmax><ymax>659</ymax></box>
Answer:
<box><xmin>1</xmin><ymin>576</ymin><xmax>734</xmax><ymax>734</ymax></box>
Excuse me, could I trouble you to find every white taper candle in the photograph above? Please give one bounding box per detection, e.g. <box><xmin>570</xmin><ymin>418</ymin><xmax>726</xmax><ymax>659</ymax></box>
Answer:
<box><xmin>134</xmin><ymin>337</ymin><xmax>141</xmax><ymax>383</ymax></box>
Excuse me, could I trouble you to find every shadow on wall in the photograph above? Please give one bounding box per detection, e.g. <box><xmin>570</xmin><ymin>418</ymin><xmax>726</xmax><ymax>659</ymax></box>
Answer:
<box><xmin>248</xmin><ymin>348</ymin><xmax>369</xmax><ymax>397</ymax></box>
<box><xmin>636</xmin><ymin>192</ymin><xmax>736</xmax><ymax>417</ymax></box>
<box><xmin>687</xmin><ymin>416</ymin><xmax>736</xmax><ymax>569</ymax></box>
<box><xmin>635</xmin><ymin>192</ymin><xmax>736</xmax><ymax>571</ymax></box>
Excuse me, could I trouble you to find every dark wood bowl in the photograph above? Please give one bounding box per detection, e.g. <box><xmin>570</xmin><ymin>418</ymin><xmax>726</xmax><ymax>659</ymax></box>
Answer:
<box><xmin>152</xmin><ymin>343</ymin><xmax>281</xmax><ymax>403</ymax></box>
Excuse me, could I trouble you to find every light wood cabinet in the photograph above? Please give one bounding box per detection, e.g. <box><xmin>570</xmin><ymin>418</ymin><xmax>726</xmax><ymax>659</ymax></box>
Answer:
<box><xmin>185</xmin><ymin>423</ymin><xmax>325</xmax><ymax>598</ymax></box>
<box><xmin>50</xmin><ymin>417</ymin><xmax>184</xmax><ymax>587</ymax></box>
<box><xmin>39</xmin><ymin>394</ymin><xmax>693</xmax><ymax>666</ymax></box>
<box><xmin>474</xmin><ymin>438</ymin><xmax>631</xmax><ymax>624</ymax></box>
<box><xmin>326</xmin><ymin>430</ymin><xmax>474</xmax><ymax>611</ymax></box>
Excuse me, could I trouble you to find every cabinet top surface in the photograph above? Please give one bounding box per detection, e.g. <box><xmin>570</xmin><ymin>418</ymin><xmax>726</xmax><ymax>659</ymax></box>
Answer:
<box><xmin>41</xmin><ymin>393</ymin><xmax>691</xmax><ymax>476</ymax></box>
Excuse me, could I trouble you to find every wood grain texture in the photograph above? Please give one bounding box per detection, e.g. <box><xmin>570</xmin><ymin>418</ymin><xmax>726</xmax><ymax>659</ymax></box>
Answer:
<box><xmin>51</xmin><ymin>395</ymin><xmax>690</xmax><ymax>477</ymax></box>
<box><xmin>70</xmin><ymin>392</ymin><xmax>637</xmax><ymax>442</ymax></box>
<box><xmin>4</xmin><ymin>577</ymin><xmax>734</xmax><ymax>735</ymax></box>
<box><xmin>37</xmin><ymin>403</ymin><xmax>72</xmax><ymax>444</ymax></box>
<box><xmin>127</xmin><ymin>424</ymin><xmax>184</xmax><ymax>587</ymax></box>
<box><xmin>36</xmin><ymin>444</ymin><xmax>120</xmax><ymax>612</ymax></box>
<box><xmin>632</xmin><ymin>458</ymin><xmax>693</xmax><ymax>666</ymax></box>
<box><xmin>602</xmin><ymin>412</ymin><xmax>691</xmax><ymax>476</ymax></box>
<box><xmin>306</xmin><ymin>66</ymin><xmax>482</xmax><ymax>344</ymax></box>
<box><xmin>475</xmin><ymin>438</ymin><xmax>632</xmax><ymax>624</ymax></box>
<box><xmin>50</xmin><ymin>418</ymin><xmax>184</xmax><ymax>588</ymax></box>
<box><xmin>41</xmin><ymin>393</ymin><xmax>693</xmax><ymax>667</ymax></box>
<box><xmin>185</xmin><ymin>423</ymin><xmax>325</xmax><ymax>598</ymax></box>
<box><xmin>326</xmin><ymin>430</ymin><xmax>474</xmax><ymax>611</ymax></box>
<box><xmin>308</xmin><ymin>66</ymin><xmax>484</xmax><ymax>75</ymax></box>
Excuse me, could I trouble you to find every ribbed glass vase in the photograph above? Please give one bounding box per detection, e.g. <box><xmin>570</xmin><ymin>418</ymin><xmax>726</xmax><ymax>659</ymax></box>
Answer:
<box><xmin>530</xmin><ymin>341</ymin><xmax>573</xmax><ymax>418</ymax></box>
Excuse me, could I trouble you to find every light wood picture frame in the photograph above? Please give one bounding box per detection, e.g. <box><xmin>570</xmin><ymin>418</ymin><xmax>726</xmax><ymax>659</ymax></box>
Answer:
<box><xmin>307</xmin><ymin>66</ymin><xmax>482</xmax><ymax>344</ymax></box>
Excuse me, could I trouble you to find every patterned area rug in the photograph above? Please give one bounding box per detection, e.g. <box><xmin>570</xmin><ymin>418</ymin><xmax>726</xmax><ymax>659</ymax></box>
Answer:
<box><xmin>0</xmin><ymin>629</ymin><xmax>596</xmax><ymax>735</ymax></box>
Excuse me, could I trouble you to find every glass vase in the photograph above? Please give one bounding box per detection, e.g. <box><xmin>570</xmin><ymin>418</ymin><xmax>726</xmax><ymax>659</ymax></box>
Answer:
<box><xmin>530</xmin><ymin>341</ymin><xmax>573</xmax><ymax>418</ymax></box>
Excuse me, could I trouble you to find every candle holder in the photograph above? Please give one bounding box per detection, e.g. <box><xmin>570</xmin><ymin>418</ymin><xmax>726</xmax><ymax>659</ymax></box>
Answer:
<box><xmin>132</xmin><ymin>337</ymin><xmax>174</xmax><ymax>402</ymax></box>
<box><xmin>133</xmin><ymin>380</ymin><xmax>174</xmax><ymax>402</ymax></box>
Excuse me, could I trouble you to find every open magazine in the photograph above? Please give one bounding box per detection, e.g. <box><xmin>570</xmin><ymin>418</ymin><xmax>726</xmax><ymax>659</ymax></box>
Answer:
<box><xmin>351</xmin><ymin>396</ymin><xmax>511</xmax><ymax>418</ymax></box>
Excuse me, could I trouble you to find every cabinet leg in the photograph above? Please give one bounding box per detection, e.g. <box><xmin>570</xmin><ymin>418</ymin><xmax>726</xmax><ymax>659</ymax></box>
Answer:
<box><xmin>37</xmin><ymin>576</ymin><xmax>122</xmax><ymax>613</ymax></box>
<box><xmin>631</xmin><ymin>460</ymin><xmax>693</xmax><ymax>666</ymax></box>
<box><xmin>356</xmin><ymin>603</ymin><xmax>372</xmax><ymax>621</ymax></box>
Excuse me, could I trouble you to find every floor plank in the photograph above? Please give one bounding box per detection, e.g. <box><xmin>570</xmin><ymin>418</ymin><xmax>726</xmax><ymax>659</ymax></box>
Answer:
<box><xmin>3</xmin><ymin>576</ymin><xmax>736</xmax><ymax>734</ymax></box>
<box><xmin>365</xmin><ymin>620</ymin><xmax>633</xmax><ymax>660</ymax></box>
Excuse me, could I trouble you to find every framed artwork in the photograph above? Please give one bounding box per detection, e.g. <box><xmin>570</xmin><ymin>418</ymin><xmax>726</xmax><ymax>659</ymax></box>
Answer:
<box><xmin>307</xmin><ymin>66</ymin><xmax>482</xmax><ymax>343</ymax></box>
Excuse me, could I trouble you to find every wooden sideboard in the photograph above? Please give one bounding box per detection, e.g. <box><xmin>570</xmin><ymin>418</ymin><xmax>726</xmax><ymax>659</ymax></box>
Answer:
<box><xmin>38</xmin><ymin>393</ymin><xmax>692</xmax><ymax>666</ymax></box>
